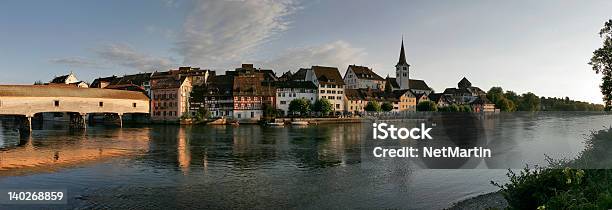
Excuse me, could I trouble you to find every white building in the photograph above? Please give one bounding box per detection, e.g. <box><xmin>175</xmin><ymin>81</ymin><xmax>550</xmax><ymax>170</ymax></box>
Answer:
<box><xmin>275</xmin><ymin>81</ymin><xmax>318</xmax><ymax>115</ymax></box>
<box><xmin>343</xmin><ymin>65</ymin><xmax>385</xmax><ymax>89</ymax></box>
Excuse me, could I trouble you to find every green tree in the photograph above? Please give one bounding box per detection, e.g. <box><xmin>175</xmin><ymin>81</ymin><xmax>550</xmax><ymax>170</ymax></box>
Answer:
<box><xmin>590</xmin><ymin>19</ymin><xmax>612</xmax><ymax>110</ymax></box>
<box><xmin>518</xmin><ymin>92</ymin><xmax>541</xmax><ymax>111</ymax></box>
<box><xmin>364</xmin><ymin>101</ymin><xmax>382</xmax><ymax>112</ymax></box>
<box><xmin>262</xmin><ymin>103</ymin><xmax>278</xmax><ymax>117</ymax></box>
<box><xmin>459</xmin><ymin>105</ymin><xmax>472</xmax><ymax>112</ymax></box>
<box><xmin>384</xmin><ymin>81</ymin><xmax>392</xmax><ymax>93</ymax></box>
<box><xmin>487</xmin><ymin>87</ymin><xmax>505</xmax><ymax>104</ymax></box>
<box><xmin>195</xmin><ymin>108</ymin><xmax>211</xmax><ymax>121</ymax></box>
<box><xmin>497</xmin><ymin>97</ymin><xmax>516</xmax><ymax>112</ymax></box>
<box><xmin>416</xmin><ymin>101</ymin><xmax>437</xmax><ymax>111</ymax></box>
<box><xmin>288</xmin><ymin>98</ymin><xmax>310</xmax><ymax>116</ymax></box>
<box><xmin>313</xmin><ymin>98</ymin><xmax>333</xmax><ymax>115</ymax></box>
<box><xmin>381</xmin><ymin>102</ymin><xmax>394</xmax><ymax>112</ymax></box>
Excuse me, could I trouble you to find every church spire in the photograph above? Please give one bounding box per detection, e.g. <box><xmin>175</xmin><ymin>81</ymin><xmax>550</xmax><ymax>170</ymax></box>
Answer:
<box><xmin>397</xmin><ymin>37</ymin><xmax>408</xmax><ymax>66</ymax></box>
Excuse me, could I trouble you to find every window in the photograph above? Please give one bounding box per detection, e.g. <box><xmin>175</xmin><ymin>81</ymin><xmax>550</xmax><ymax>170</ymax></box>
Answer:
<box><xmin>54</xmin><ymin>100</ymin><xmax>60</xmax><ymax>107</ymax></box>
<box><xmin>238</xmin><ymin>114</ymin><xmax>241</xmax><ymax>119</ymax></box>
<box><xmin>320</xmin><ymin>90</ymin><xmax>324</xmax><ymax>93</ymax></box>
<box><xmin>280</xmin><ymin>101</ymin><xmax>287</xmax><ymax>105</ymax></box>
<box><xmin>163</xmin><ymin>111</ymin><xmax>166</xmax><ymax>116</ymax></box>
<box><xmin>133</xmin><ymin>103</ymin><xmax>137</xmax><ymax>108</ymax></box>
<box><xmin>99</xmin><ymin>102</ymin><xmax>104</xmax><ymax>107</ymax></box>
<box><xmin>403</xmin><ymin>73</ymin><xmax>407</xmax><ymax>77</ymax></box>
<box><xmin>403</xmin><ymin>67</ymin><xmax>407</xmax><ymax>70</ymax></box>
<box><xmin>336</xmin><ymin>104</ymin><xmax>340</xmax><ymax>109</ymax></box>
<box><xmin>251</xmin><ymin>112</ymin><xmax>254</xmax><ymax>118</ymax></box>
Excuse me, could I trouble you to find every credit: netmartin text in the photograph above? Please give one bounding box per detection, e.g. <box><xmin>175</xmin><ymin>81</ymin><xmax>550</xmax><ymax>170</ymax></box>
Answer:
<box><xmin>371</xmin><ymin>123</ymin><xmax>491</xmax><ymax>158</ymax></box>
<box><xmin>372</xmin><ymin>146</ymin><xmax>491</xmax><ymax>158</ymax></box>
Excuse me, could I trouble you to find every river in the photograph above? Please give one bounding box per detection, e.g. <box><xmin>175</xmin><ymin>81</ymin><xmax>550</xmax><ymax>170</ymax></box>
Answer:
<box><xmin>0</xmin><ymin>112</ymin><xmax>610</xmax><ymax>209</ymax></box>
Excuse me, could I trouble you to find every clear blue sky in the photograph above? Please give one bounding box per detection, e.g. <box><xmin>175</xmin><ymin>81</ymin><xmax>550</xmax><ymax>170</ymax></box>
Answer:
<box><xmin>0</xmin><ymin>0</ymin><xmax>610</xmax><ymax>103</ymax></box>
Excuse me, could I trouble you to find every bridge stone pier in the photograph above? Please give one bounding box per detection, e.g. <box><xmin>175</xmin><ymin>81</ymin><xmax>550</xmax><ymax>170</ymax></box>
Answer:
<box><xmin>0</xmin><ymin>85</ymin><xmax>150</xmax><ymax>133</ymax></box>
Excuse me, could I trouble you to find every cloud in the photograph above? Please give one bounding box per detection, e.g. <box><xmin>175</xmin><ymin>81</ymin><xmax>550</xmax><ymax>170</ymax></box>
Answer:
<box><xmin>94</xmin><ymin>43</ymin><xmax>177</xmax><ymax>71</ymax></box>
<box><xmin>262</xmin><ymin>40</ymin><xmax>367</xmax><ymax>73</ymax></box>
<box><xmin>175</xmin><ymin>0</ymin><xmax>298</xmax><ymax>67</ymax></box>
<box><xmin>49</xmin><ymin>57</ymin><xmax>102</xmax><ymax>68</ymax></box>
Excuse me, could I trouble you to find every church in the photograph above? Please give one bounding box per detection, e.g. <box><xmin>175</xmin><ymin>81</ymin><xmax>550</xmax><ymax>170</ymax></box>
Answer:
<box><xmin>384</xmin><ymin>39</ymin><xmax>432</xmax><ymax>95</ymax></box>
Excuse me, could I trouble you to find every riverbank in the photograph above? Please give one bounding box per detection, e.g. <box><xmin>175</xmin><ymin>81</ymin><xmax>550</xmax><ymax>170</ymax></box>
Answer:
<box><xmin>447</xmin><ymin>192</ymin><xmax>507</xmax><ymax>210</ymax></box>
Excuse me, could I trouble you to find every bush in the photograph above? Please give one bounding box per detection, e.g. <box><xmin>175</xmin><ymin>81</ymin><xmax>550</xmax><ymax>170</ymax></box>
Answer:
<box><xmin>313</xmin><ymin>98</ymin><xmax>333</xmax><ymax>115</ymax></box>
<box><xmin>364</xmin><ymin>101</ymin><xmax>382</xmax><ymax>112</ymax></box>
<box><xmin>288</xmin><ymin>98</ymin><xmax>310</xmax><ymax>116</ymax></box>
<box><xmin>493</xmin><ymin>128</ymin><xmax>612</xmax><ymax>209</ymax></box>
<box><xmin>381</xmin><ymin>102</ymin><xmax>394</xmax><ymax>112</ymax></box>
<box><xmin>416</xmin><ymin>101</ymin><xmax>437</xmax><ymax>111</ymax></box>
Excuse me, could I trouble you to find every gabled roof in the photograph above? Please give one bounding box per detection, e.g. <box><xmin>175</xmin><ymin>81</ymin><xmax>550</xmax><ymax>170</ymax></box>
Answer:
<box><xmin>151</xmin><ymin>76</ymin><xmax>187</xmax><ymax>89</ymax></box>
<box><xmin>50</xmin><ymin>74</ymin><xmax>71</xmax><ymax>83</ymax></box>
<box><xmin>408</xmin><ymin>79</ymin><xmax>431</xmax><ymax>91</ymax></box>
<box><xmin>392</xmin><ymin>89</ymin><xmax>415</xmax><ymax>98</ymax></box>
<box><xmin>386</xmin><ymin>77</ymin><xmax>400</xmax><ymax>89</ymax></box>
<box><xmin>273</xmin><ymin>81</ymin><xmax>317</xmax><ymax>89</ymax></box>
<box><xmin>291</xmin><ymin>68</ymin><xmax>308</xmax><ymax>81</ymax></box>
<box><xmin>110</xmin><ymin>73</ymin><xmax>152</xmax><ymax>86</ymax></box>
<box><xmin>458</xmin><ymin>77</ymin><xmax>472</xmax><ymax>89</ymax></box>
<box><xmin>313</xmin><ymin>66</ymin><xmax>345</xmax><ymax>85</ymax></box>
<box><xmin>345</xmin><ymin>88</ymin><xmax>399</xmax><ymax>102</ymax></box>
<box><xmin>385</xmin><ymin>77</ymin><xmax>430</xmax><ymax>91</ymax></box>
<box><xmin>347</xmin><ymin>65</ymin><xmax>384</xmax><ymax>81</ymax></box>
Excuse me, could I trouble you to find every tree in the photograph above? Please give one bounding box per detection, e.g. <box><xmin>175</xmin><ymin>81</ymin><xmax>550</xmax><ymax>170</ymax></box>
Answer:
<box><xmin>195</xmin><ymin>108</ymin><xmax>211</xmax><ymax>121</ymax></box>
<box><xmin>416</xmin><ymin>101</ymin><xmax>437</xmax><ymax>111</ymax></box>
<box><xmin>288</xmin><ymin>98</ymin><xmax>310</xmax><ymax>116</ymax></box>
<box><xmin>487</xmin><ymin>87</ymin><xmax>505</xmax><ymax>104</ymax></box>
<box><xmin>518</xmin><ymin>92</ymin><xmax>541</xmax><ymax>111</ymax></box>
<box><xmin>381</xmin><ymin>102</ymin><xmax>394</xmax><ymax>112</ymax></box>
<box><xmin>313</xmin><ymin>98</ymin><xmax>333</xmax><ymax>115</ymax></box>
<box><xmin>262</xmin><ymin>103</ymin><xmax>278</xmax><ymax>117</ymax></box>
<box><xmin>590</xmin><ymin>19</ymin><xmax>612</xmax><ymax>110</ymax></box>
<box><xmin>33</xmin><ymin>80</ymin><xmax>44</xmax><ymax>85</ymax></box>
<box><xmin>365</xmin><ymin>101</ymin><xmax>382</xmax><ymax>112</ymax></box>
<box><xmin>497</xmin><ymin>97</ymin><xmax>516</xmax><ymax>112</ymax></box>
<box><xmin>459</xmin><ymin>105</ymin><xmax>472</xmax><ymax>112</ymax></box>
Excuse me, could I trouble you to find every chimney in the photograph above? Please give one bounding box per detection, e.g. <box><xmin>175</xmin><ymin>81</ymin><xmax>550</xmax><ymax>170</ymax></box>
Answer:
<box><xmin>242</xmin><ymin>64</ymin><xmax>254</xmax><ymax>69</ymax></box>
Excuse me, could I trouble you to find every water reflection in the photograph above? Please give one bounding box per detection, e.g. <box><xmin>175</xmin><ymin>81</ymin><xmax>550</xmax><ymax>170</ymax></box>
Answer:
<box><xmin>0</xmin><ymin>112</ymin><xmax>611</xmax><ymax>209</ymax></box>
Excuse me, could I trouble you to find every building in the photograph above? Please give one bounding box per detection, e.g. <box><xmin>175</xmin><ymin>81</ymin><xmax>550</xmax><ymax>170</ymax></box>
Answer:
<box><xmin>470</xmin><ymin>96</ymin><xmax>496</xmax><ymax>112</ymax></box>
<box><xmin>343</xmin><ymin>65</ymin><xmax>385</xmax><ymax>89</ymax></box>
<box><xmin>150</xmin><ymin>67</ymin><xmax>212</xmax><ymax>122</ymax></box>
<box><xmin>393</xmin><ymin>89</ymin><xmax>417</xmax><ymax>111</ymax></box>
<box><xmin>344</xmin><ymin>88</ymin><xmax>410</xmax><ymax>113</ymax></box>
<box><xmin>383</xmin><ymin>40</ymin><xmax>433</xmax><ymax>95</ymax></box>
<box><xmin>310</xmin><ymin>66</ymin><xmax>346</xmax><ymax>113</ymax></box>
<box><xmin>415</xmin><ymin>93</ymin><xmax>429</xmax><ymax>104</ymax></box>
<box><xmin>442</xmin><ymin>77</ymin><xmax>487</xmax><ymax>104</ymax></box>
<box><xmin>227</xmin><ymin>64</ymin><xmax>277</xmax><ymax>82</ymax></box>
<box><xmin>48</xmin><ymin>72</ymin><xmax>89</xmax><ymax>88</ymax></box>
<box><xmin>274</xmin><ymin>81</ymin><xmax>318</xmax><ymax>115</ymax></box>
<box><xmin>91</xmin><ymin>73</ymin><xmax>152</xmax><ymax>96</ymax></box>
<box><xmin>428</xmin><ymin>93</ymin><xmax>454</xmax><ymax>107</ymax></box>
<box><xmin>230</xmin><ymin>68</ymin><xmax>276</xmax><ymax>122</ymax></box>
<box><xmin>189</xmin><ymin>75</ymin><xmax>234</xmax><ymax>118</ymax></box>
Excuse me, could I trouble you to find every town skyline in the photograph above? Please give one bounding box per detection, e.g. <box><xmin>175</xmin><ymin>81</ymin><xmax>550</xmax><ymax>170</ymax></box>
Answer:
<box><xmin>0</xmin><ymin>0</ymin><xmax>611</xmax><ymax>104</ymax></box>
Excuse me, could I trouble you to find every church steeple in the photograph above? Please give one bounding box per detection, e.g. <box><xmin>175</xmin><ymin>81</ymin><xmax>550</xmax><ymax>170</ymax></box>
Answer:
<box><xmin>395</xmin><ymin>37</ymin><xmax>411</xmax><ymax>90</ymax></box>
<box><xmin>397</xmin><ymin>38</ymin><xmax>408</xmax><ymax>66</ymax></box>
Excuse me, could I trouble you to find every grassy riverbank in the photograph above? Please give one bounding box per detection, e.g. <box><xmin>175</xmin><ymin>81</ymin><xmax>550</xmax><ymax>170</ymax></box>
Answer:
<box><xmin>491</xmin><ymin>128</ymin><xmax>612</xmax><ymax>209</ymax></box>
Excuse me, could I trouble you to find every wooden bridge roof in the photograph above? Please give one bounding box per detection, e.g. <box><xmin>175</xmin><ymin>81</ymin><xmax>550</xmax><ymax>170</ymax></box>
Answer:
<box><xmin>0</xmin><ymin>85</ymin><xmax>149</xmax><ymax>100</ymax></box>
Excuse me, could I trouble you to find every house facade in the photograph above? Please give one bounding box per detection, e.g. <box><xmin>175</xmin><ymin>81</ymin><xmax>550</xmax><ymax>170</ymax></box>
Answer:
<box><xmin>274</xmin><ymin>81</ymin><xmax>318</xmax><ymax>115</ymax></box>
<box><xmin>343</xmin><ymin>65</ymin><xmax>385</xmax><ymax>89</ymax></box>
<box><xmin>150</xmin><ymin>67</ymin><xmax>212</xmax><ymax>121</ymax></box>
<box><xmin>309</xmin><ymin>66</ymin><xmax>346</xmax><ymax>113</ymax></box>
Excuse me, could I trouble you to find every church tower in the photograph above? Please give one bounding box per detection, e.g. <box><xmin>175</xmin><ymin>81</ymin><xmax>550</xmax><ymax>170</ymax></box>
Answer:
<box><xmin>395</xmin><ymin>39</ymin><xmax>410</xmax><ymax>90</ymax></box>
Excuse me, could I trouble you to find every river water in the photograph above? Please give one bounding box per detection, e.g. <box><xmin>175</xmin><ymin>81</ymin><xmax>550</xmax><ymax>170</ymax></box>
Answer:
<box><xmin>0</xmin><ymin>112</ymin><xmax>611</xmax><ymax>209</ymax></box>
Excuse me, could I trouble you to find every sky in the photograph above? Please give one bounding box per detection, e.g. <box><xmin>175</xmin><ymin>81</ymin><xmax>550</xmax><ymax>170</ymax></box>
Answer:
<box><xmin>0</xmin><ymin>0</ymin><xmax>610</xmax><ymax>103</ymax></box>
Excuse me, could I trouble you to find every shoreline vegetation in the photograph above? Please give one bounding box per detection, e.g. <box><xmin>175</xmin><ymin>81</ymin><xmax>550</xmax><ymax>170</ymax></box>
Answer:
<box><xmin>450</xmin><ymin>127</ymin><xmax>612</xmax><ymax>209</ymax></box>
